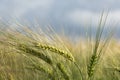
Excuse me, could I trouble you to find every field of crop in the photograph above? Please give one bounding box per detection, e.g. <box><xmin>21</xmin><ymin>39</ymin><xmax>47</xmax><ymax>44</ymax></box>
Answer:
<box><xmin>0</xmin><ymin>16</ymin><xmax>120</xmax><ymax>80</ymax></box>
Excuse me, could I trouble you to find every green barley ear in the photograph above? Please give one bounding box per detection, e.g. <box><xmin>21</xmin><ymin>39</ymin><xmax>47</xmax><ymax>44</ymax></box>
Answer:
<box><xmin>57</xmin><ymin>63</ymin><xmax>71</xmax><ymax>80</ymax></box>
<box><xmin>35</xmin><ymin>43</ymin><xmax>75</xmax><ymax>62</ymax></box>
<box><xmin>87</xmin><ymin>12</ymin><xmax>105</xmax><ymax>79</ymax></box>
<box><xmin>25</xmin><ymin>57</ymin><xmax>54</xmax><ymax>80</ymax></box>
<box><xmin>34</xmin><ymin>42</ymin><xmax>84</xmax><ymax>79</ymax></box>
<box><xmin>35</xmin><ymin>43</ymin><xmax>84</xmax><ymax>80</ymax></box>
<box><xmin>87</xmin><ymin>54</ymin><xmax>98</xmax><ymax>78</ymax></box>
<box><xmin>17</xmin><ymin>43</ymin><xmax>53</xmax><ymax>65</ymax></box>
<box><xmin>87</xmin><ymin>11</ymin><xmax>114</xmax><ymax>79</ymax></box>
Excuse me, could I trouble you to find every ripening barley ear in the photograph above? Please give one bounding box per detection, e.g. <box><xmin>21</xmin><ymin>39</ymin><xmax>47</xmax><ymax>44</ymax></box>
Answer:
<box><xmin>25</xmin><ymin>57</ymin><xmax>54</xmax><ymax>80</ymax></box>
<box><xmin>87</xmin><ymin>54</ymin><xmax>98</xmax><ymax>78</ymax></box>
<box><xmin>17</xmin><ymin>43</ymin><xmax>53</xmax><ymax>65</ymax></box>
<box><xmin>34</xmin><ymin>43</ymin><xmax>84</xmax><ymax>80</ymax></box>
<box><xmin>57</xmin><ymin>63</ymin><xmax>71</xmax><ymax>80</ymax></box>
<box><xmin>87</xmin><ymin>11</ymin><xmax>114</xmax><ymax>80</ymax></box>
<box><xmin>87</xmin><ymin>12</ymin><xmax>104</xmax><ymax>79</ymax></box>
<box><xmin>35</xmin><ymin>43</ymin><xmax>75</xmax><ymax>62</ymax></box>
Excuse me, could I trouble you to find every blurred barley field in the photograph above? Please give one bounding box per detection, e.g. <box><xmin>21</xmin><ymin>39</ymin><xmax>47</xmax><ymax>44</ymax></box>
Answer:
<box><xmin>0</xmin><ymin>16</ymin><xmax>120</xmax><ymax>80</ymax></box>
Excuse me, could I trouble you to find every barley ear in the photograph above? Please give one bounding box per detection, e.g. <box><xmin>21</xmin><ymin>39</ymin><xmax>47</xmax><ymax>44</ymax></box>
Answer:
<box><xmin>35</xmin><ymin>43</ymin><xmax>75</xmax><ymax>62</ymax></box>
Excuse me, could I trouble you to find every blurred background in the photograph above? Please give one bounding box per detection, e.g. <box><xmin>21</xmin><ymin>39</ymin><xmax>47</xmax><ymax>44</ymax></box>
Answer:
<box><xmin>0</xmin><ymin>0</ymin><xmax>120</xmax><ymax>39</ymax></box>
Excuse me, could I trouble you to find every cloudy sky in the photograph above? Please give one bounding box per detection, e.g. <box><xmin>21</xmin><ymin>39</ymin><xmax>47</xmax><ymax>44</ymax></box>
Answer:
<box><xmin>0</xmin><ymin>0</ymin><xmax>120</xmax><ymax>28</ymax></box>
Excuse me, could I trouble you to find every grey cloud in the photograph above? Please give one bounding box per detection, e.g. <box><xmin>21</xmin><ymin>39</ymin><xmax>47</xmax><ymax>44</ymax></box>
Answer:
<box><xmin>0</xmin><ymin>0</ymin><xmax>120</xmax><ymax>25</ymax></box>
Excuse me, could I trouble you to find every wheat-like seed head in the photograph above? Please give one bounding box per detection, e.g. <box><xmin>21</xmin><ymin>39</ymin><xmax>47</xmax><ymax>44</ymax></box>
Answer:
<box><xmin>17</xmin><ymin>43</ymin><xmax>53</xmax><ymax>65</ymax></box>
<box><xmin>35</xmin><ymin>43</ymin><xmax>75</xmax><ymax>62</ymax></box>
<box><xmin>26</xmin><ymin>62</ymin><xmax>54</xmax><ymax>79</ymax></box>
<box><xmin>87</xmin><ymin>54</ymin><xmax>98</xmax><ymax>77</ymax></box>
<box><xmin>57</xmin><ymin>63</ymin><xmax>70</xmax><ymax>80</ymax></box>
